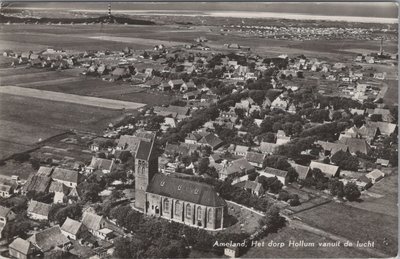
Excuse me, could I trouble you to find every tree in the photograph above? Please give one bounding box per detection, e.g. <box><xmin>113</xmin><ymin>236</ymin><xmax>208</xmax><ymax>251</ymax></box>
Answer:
<box><xmin>288</xmin><ymin>194</ymin><xmax>301</xmax><ymax>206</ymax></box>
<box><xmin>197</xmin><ymin>158</ymin><xmax>210</xmax><ymax>175</ymax></box>
<box><xmin>258</xmin><ymin>205</ymin><xmax>284</xmax><ymax>231</ymax></box>
<box><xmin>328</xmin><ymin>178</ymin><xmax>344</xmax><ymax>198</ymax></box>
<box><xmin>344</xmin><ymin>182</ymin><xmax>361</xmax><ymax>201</ymax></box>
<box><xmin>30</xmin><ymin>158</ymin><xmax>40</xmax><ymax>170</ymax></box>
<box><xmin>13</xmin><ymin>153</ymin><xmax>30</xmax><ymax>163</ymax></box>
<box><xmin>278</xmin><ymin>191</ymin><xmax>290</xmax><ymax>201</ymax></box>
<box><xmin>331</xmin><ymin>150</ymin><xmax>359</xmax><ymax>171</ymax></box>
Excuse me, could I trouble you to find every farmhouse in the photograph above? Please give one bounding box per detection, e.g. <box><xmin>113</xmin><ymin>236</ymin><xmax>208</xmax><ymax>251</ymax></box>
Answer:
<box><xmin>309</xmin><ymin>161</ymin><xmax>339</xmax><ymax>178</ymax></box>
<box><xmin>52</xmin><ymin>167</ymin><xmax>79</xmax><ymax>188</ymax></box>
<box><xmin>81</xmin><ymin>211</ymin><xmax>113</xmax><ymax>240</ymax></box>
<box><xmin>86</xmin><ymin>157</ymin><xmax>115</xmax><ymax>174</ymax></box>
<box><xmin>48</xmin><ymin>181</ymin><xmax>70</xmax><ymax>204</ymax></box>
<box><xmin>261</xmin><ymin>167</ymin><xmax>288</xmax><ymax>185</ymax></box>
<box><xmin>27</xmin><ymin>226</ymin><xmax>71</xmax><ymax>252</ymax></box>
<box><xmin>9</xmin><ymin>238</ymin><xmax>36</xmax><ymax>259</ymax></box>
<box><xmin>245</xmin><ymin>152</ymin><xmax>266</xmax><ymax>168</ymax></box>
<box><xmin>365</xmin><ymin>169</ymin><xmax>385</xmax><ymax>184</ymax></box>
<box><xmin>27</xmin><ymin>200</ymin><xmax>51</xmax><ymax>221</ymax></box>
<box><xmin>61</xmin><ymin>217</ymin><xmax>86</xmax><ymax>240</ymax></box>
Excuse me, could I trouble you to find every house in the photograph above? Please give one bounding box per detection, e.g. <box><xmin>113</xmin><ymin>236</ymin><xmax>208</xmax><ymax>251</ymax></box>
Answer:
<box><xmin>376</xmin><ymin>158</ymin><xmax>390</xmax><ymax>167</ymax></box>
<box><xmin>224</xmin><ymin>245</ymin><xmax>239</xmax><ymax>258</ymax></box>
<box><xmin>27</xmin><ymin>200</ymin><xmax>51</xmax><ymax>221</ymax></box>
<box><xmin>198</xmin><ymin>133</ymin><xmax>224</xmax><ymax>150</ymax></box>
<box><xmin>158</xmin><ymin>82</ymin><xmax>172</xmax><ymax>91</ymax></box>
<box><xmin>27</xmin><ymin>226</ymin><xmax>71</xmax><ymax>252</ymax></box>
<box><xmin>81</xmin><ymin>211</ymin><xmax>113</xmax><ymax>240</ymax></box>
<box><xmin>261</xmin><ymin>167</ymin><xmax>288</xmax><ymax>185</ymax></box>
<box><xmin>168</xmin><ymin>79</ymin><xmax>186</xmax><ymax>90</ymax></box>
<box><xmin>116</xmin><ymin>132</ymin><xmax>155</xmax><ymax>155</ymax></box>
<box><xmin>337</xmin><ymin>137</ymin><xmax>370</xmax><ymax>155</ymax></box>
<box><xmin>22</xmin><ymin>174</ymin><xmax>52</xmax><ymax>195</ymax></box>
<box><xmin>86</xmin><ymin>157</ymin><xmax>115</xmax><ymax>174</ymax></box>
<box><xmin>289</xmin><ymin>162</ymin><xmax>311</xmax><ymax>181</ymax></box>
<box><xmin>259</xmin><ymin>142</ymin><xmax>279</xmax><ymax>155</ymax></box>
<box><xmin>316</xmin><ymin>141</ymin><xmax>349</xmax><ymax>156</ymax></box>
<box><xmin>365</xmin><ymin>169</ymin><xmax>385</xmax><ymax>184</ymax></box>
<box><xmin>89</xmin><ymin>137</ymin><xmax>110</xmax><ymax>152</ymax></box>
<box><xmin>185</xmin><ymin>132</ymin><xmax>203</xmax><ymax>145</ymax></box>
<box><xmin>366</xmin><ymin>121</ymin><xmax>397</xmax><ymax>136</ymax></box>
<box><xmin>110</xmin><ymin>67</ymin><xmax>131</xmax><ymax>80</ymax></box>
<box><xmin>276</xmin><ymin>135</ymin><xmax>291</xmax><ymax>145</ymax></box>
<box><xmin>0</xmin><ymin>183</ymin><xmax>13</xmax><ymax>198</ymax></box>
<box><xmin>209</xmin><ymin>154</ymin><xmax>222</xmax><ymax>164</ymax></box>
<box><xmin>52</xmin><ymin>167</ymin><xmax>79</xmax><ymax>188</ymax></box>
<box><xmin>61</xmin><ymin>217</ymin><xmax>86</xmax><ymax>240</ymax></box>
<box><xmin>153</xmin><ymin>105</ymin><xmax>190</xmax><ymax>120</ymax></box>
<box><xmin>9</xmin><ymin>238</ymin><xmax>36</xmax><ymax>259</ymax></box>
<box><xmin>48</xmin><ymin>181</ymin><xmax>70</xmax><ymax>204</ymax></box>
<box><xmin>234</xmin><ymin>145</ymin><xmax>249</xmax><ymax>156</ymax></box>
<box><xmin>235</xmin><ymin>181</ymin><xmax>265</xmax><ymax>196</ymax></box>
<box><xmin>0</xmin><ymin>206</ymin><xmax>16</xmax><ymax>238</ymax></box>
<box><xmin>309</xmin><ymin>161</ymin><xmax>339</xmax><ymax>178</ymax></box>
<box><xmin>245</xmin><ymin>152</ymin><xmax>265</xmax><ymax>168</ymax></box>
<box><xmin>219</xmin><ymin>159</ymin><xmax>255</xmax><ymax>180</ymax></box>
<box><xmin>271</xmin><ymin>97</ymin><xmax>288</xmax><ymax>111</ymax></box>
<box><xmin>356</xmin><ymin>175</ymin><xmax>372</xmax><ymax>190</ymax></box>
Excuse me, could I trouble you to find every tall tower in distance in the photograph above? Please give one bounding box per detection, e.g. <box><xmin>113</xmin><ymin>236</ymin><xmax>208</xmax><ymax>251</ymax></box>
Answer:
<box><xmin>108</xmin><ymin>2</ymin><xmax>112</xmax><ymax>19</ymax></box>
<box><xmin>379</xmin><ymin>37</ymin><xmax>384</xmax><ymax>56</ymax></box>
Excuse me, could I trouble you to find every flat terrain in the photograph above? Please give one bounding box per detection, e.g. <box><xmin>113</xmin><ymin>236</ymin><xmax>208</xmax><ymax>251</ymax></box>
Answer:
<box><xmin>0</xmin><ymin>93</ymin><xmax>124</xmax><ymax>133</ymax></box>
<box><xmin>346</xmin><ymin>171</ymin><xmax>398</xmax><ymax>217</ymax></box>
<box><xmin>295</xmin><ymin>201</ymin><xmax>397</xmax><ymax>256</ymax></box>
<box><xmin>0</xmin><ymin>85</ymin><xmax>146</xmax><ymax>110</ymax></box>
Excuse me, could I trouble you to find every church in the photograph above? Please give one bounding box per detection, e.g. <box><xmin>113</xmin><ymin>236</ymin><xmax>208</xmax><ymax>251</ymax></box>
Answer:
<box><xmin>134</xmin><ymin>134</ymin><xmax>227</xmax><ymax>230</ymax></box>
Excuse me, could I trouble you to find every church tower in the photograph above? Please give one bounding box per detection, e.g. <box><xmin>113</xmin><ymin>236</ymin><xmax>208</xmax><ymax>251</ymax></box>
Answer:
<box><xmin>134</xmin><ymin>138</ymin><xmax>157</xmax><ymax>211</ymax></box>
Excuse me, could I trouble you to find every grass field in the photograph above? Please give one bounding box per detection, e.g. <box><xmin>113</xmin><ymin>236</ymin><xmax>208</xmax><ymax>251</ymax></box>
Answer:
<box><xmin>0</xmin><ymin>86</ymin><xmax>146</xmax><ymax>110</ymax></box>
<box><xmin>0</xmin><ymin>93</ymin><xmax>124</xmax><ymax>133</ymax></box>
<box><xmin>346</xmin><ymin>171</ymin><xmax>398</xmax><ymax>217</ymax></box>
<box><xmin>384</xmin><ymin>79</ymin><xmax>398</xmax><ymax>105</ymax></box>
<box><xmin>0</xmin><ymin>70</ymin><xmax>72</xmax><ymax>85</ymax></box>
<box><xmin>295</xmin><ymin>202</ymin><xmax>398</xmax><ymax>256</ymax></box>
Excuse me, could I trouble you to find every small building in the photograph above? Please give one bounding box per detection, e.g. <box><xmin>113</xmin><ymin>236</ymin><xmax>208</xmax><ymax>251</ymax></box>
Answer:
<box><xmin>0</xmin><ymin>184</ymin><xmax>13</xmax><ymax>198</ymax></box>
<box><xmin>61</xmin><ymin>217</ymin><xmax>86</xmax><ymax>240</ymax></box>
<box><xmin>376</xmin><ymin>158</ymin><xmax>390</xmax><ymax>167</ymax></box>
<box><xmin>365</xmin><ymin>169</ymin><xmax>385</xmax><ymax>184</ymax></box>
<box><xmin>224</xmin><ymin>245</ymin><xmax>239</xmax><ymax>258</ymax></box>
<box><xmin>9</xmin><ymin>238</ymin><xmax>36</xmax><ymax>259</ymax></box>
<box><xmin>27</xmin><ymin>226</ymin><xmax>71</xmax><ymax>252</ymax></box>
<box><xmin>48</xmin><ymin>181</ymin><xmax>70</xmax><ymax>204</ymax></box>
<box><xmin>81</xmin><ymin>211</ymin><xmax>110</xmax><ymax>240</ymax></box>
<box><xmin>289</xmin><ymin>162</ymin><xmax>311</xmax><ymax>181</ymax></box>
<box><xmin>309</xmin><ymin>161</ymin><xmax>340</xmax><ymax>178</ymax></box>
<box><xmin>198</xmin><ymin>133</ymin><xmax>224</xmax><ymax>150</ymax></box>
<box><xmin>86</xmin><ymin>157</ymin><xmax>115</xmax><ymax>174</ymax></box>
<box><xmin>52</xmin><ymin>167</ymin><xmax>79</xmax><ymax>188</ymax></box>
<box><xmin>234</xmin><ymin>145</ymin><xmax>249</xmax><ymax>156</ymax></box>
<box><xmin>245</xmin><ymin>152</ymin><xmax>266</xmax><ymax>168</ymax></box>
<box><xmin>235</xmin><ymin>181</ymin><xmax>265</xmax><ymax>196</ymax></box>
<box><xmin>261</xmin><ymin>167</ymin><xmax>288</xmax><ymax>185</ymax></box>
<box><xmin>27</xmin><ymin>200</ymin><xmax>51</xmax><ymax>221</ymax></box>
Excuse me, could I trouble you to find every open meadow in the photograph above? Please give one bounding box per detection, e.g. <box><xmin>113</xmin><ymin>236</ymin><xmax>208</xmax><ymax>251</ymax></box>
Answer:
<box><xmin>295</xmin><ymin>201</ymin><xmax>398</xmax><ymax>256</ymax></box>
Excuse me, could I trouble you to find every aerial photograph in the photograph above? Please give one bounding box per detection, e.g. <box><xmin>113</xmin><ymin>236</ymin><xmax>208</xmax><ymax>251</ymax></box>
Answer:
<box><xmin>0</xmin><ymin>1</ymin><xmax>397</xmax><ymax>258</ymax></box>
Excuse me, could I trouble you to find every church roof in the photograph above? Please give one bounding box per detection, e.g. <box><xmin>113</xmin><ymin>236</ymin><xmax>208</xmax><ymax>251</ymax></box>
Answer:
<box><xmin>147</xmin><ymin>174</ymin><xmax>226</xmax><ymax>208</ymax></box>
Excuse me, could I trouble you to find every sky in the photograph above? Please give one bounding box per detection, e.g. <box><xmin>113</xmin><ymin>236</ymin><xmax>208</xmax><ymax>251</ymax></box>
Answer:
<box><xmin>9</xmin><ymin>2</ymin><xmax>398</xmax><ymax>18</ymax></box>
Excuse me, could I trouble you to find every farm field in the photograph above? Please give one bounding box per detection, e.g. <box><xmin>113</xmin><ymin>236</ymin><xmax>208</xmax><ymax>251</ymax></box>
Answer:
<box><xmin>0</xmin><ymin>86</ymin><xmax>146</xmax><ymax>110</ymax></box>
<box><xmin>0</xmin><ymin>70</ymin><xmax>72</xmax><ymax>85</ymax></box>
<box><xmin>295</xmin><ymin>201</ymin><xmax>398</xmax><ymax>256</ymax></box>
<box><xmin>346</xmin><ymin>171</ymin><xmax>398</xmax><ymax>217</ymax></box>
<box><xmin>242</xmin><ymin>226</ymin><xmax>371</xmax><ymax>258</ymax></box>
<box><xmin>0</xmin><ymin>92</ymin><xmax>124</xmax><ymax>134</ymax></box>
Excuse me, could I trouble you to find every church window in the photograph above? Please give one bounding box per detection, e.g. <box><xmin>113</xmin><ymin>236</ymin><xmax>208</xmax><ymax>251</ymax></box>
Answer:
<box><xmin>208</xmin><ymin>208</ymin><xmax>213</xmax><ymax>223</ymax></box>
<box><xmin>194</xmin><ymin>188</ymin><xmax>199</xmax><ymax>194</ymax></box>
<box><xmin>163</xmin><ymin>199</ymin><xmax>170</xmax><ymax>213</ymax></box>
<box><xmin>160</xmin><ymin>181</ymin><xmax>165</xmax><ymax>186</ymax></box>
<box><xmin>197</xmin><ymin>207</ymin><xmax>202</xmax><ymax>220</ymax></box>
<box><xmin>186</xmin><ymin>204</ymin><xmax>192</xmax><ymax>218</ymax></box>
<box><xmin>178</xmin><ymin>185</ymin><xmax>182</xmax><ymax>190</ymax></box>
<box><xmin>175</xmin><ymin>201</ymin><xmax>182</xmax><ymax>216</ymax></box>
